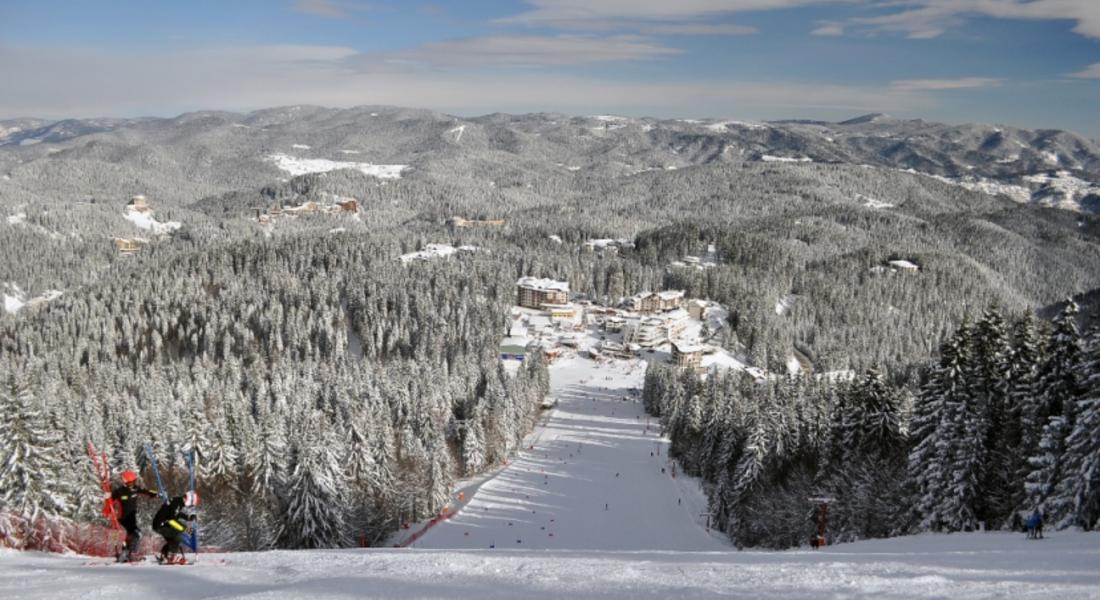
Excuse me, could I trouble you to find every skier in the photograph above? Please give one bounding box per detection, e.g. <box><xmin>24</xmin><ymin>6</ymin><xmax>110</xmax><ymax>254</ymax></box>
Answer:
<box><xmin>1031</xmin><ymin>508</ymin><xmax>1044</xmax><ymax>540</ymax></box>
<box><xmin>111</xmin><ymin>470</ymin><xmax>159</xmax><ymax>562</ymax></box>
<box><xmin>152</xmin><ymin>491</ymin><xmax>199</xmax><ymax>564</ymax></box>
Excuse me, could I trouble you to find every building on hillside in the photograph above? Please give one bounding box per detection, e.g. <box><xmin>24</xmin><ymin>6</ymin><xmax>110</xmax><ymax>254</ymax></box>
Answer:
<box><xmin>671</xmin><ymin>341</ymin><xmax>704</xmax><ymax>369</ymax></box>
<box><xmin>603</xmin><ymin>316</ymin><xmax>625</xmax><ymax>333</ymax></box>
<box><xmin>663</xmin><ymin>308</ymin><xmax>690</xmax><ymax>338</ymax></box>
<box><xmin>632</xmin><ymin>290</ymin><xmax>685</xmax><ymax>314</ymax></box>
<box><xmin>623</xmin><ymin>317</ymin><xmax>666</xmax><ymax>348</ymax></box>
<box><xmin>112</xmin><ymin>237</ymin><xmax>145</xmax><ymax>254</ymax></box>
<box><xmin>543</xmin><ymin>303</ymin><xmax>578</xmax><ymax>319</ymax></box>
<box><xmin>687</xmin><ymin>299</ymin><xmax>708</xmax><ymax>320</ymax></box>
<box><xmin>449</xmin><ymin>216</ymin><xmax>505</xmax><ymax>228</ymax></box>
<box><xmin>127</xmin><ymin>195</ymin><xmax>150</xmax><ymax>213</ymax></box>
<box><xmin>599</xmin><ymin>340</ymin><xmax>634</xmax><ymax>358</ymax></box>
<box><xmin>336</xmin><ymin>198</ymin><xmax>358</xmax><ymax>213</ymax></box>
<box><xmin>517</xmin><ymin>277</ymin><xmax>569</xmax><ymax>309</ymax></box>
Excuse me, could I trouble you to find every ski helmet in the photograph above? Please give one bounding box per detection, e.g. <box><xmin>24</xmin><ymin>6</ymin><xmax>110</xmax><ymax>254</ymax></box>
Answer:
<box><xmin>184</xmin><ymin>491</ymin><xmax>200</xmax><ymax>507</ymax></box>
<box><xmin>121</xmin><ymin>470</ymin><xmax>138</xmax><ymax>484</ymax></box>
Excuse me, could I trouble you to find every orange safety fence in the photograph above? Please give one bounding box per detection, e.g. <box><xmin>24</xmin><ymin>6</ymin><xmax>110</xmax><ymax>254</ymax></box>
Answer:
<box><xmin>395</xmin><ymin>504</ymin><xmax>456</xmax><ymax>548</ymax></box>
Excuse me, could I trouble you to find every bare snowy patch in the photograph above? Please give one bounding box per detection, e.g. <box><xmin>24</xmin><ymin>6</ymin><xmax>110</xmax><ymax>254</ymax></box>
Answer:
<box><xmin>267</xmin><ymin>153</ymin><xmax>407</xmax><ymax>179</ymax></box>
<box><xmin>291</xmin><ymin>144</ymin><xmax>311</xmax><ymax>150</ymax></box>
<box><xmin>447</xmin><ymin>125</ymin><xmax>466</xmax><ymax>143</ymax></box>
<box><xmin>761</xmin><ymin>155</ymin><xmax>812</xmax><ymax>163</ymax></box>
<box><xmin>124</xmin><ymin>206</ymin><xmax>181</xmax><ymax>235</ymax></box>
<box><xmin>399</xmin><ymin>243</ymin><xmax>476</xmax><ymax>264</ymax></box>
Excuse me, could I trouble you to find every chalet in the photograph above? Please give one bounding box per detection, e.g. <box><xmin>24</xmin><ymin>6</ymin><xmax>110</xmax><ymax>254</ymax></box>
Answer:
<box><xmin>632</xmin><ymin>290</ymin><xmax>685</xmax><ymax>314</ymax></box>
<box><xmin>517</xmin><ymin>277</ymin><xmax>569</xmax><ymax>309</ymax></box>
<box><xmin>336</xmin><ymin>198</ymin><xmax>358</xmax><ymax>213</ymax></box>
<box><xmin>112</xmin><ymin>237</ymin><xmax>145</xmax><ymax>254</ymax></box>
<box><xmin>671</xmin><ymin>341</ymin><xmax>704</xmax><ymax>369</ymax></box>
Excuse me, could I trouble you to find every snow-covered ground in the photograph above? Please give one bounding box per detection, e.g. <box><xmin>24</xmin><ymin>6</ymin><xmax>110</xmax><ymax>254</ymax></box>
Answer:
<box><xmin>398</xmin><ymin>243</ymin><xmax>476</xmax><ymax>263</ymax></box>
<box><xmin>124</xmin><ymin>206</ymin><xmax>181</xmax><ymax>235</ymax></box>
<box><xmin>266</xmin><ymin>153</ymin><xmax>408</xmax><ymax>179</ymax></box>
<box><xmin>3</xmin><ymin>528</ymin><xmax>1098</xmax><ymax>598</ymax></box>
<box><xmin>761</xmin><ymin>154</ymin><xmax>813</xmax><ymax>163</ymax></box>
<box><xmin>407</xmin><ymin>356</ymin><xmax>724</xmax><ymax>552</ymax></box>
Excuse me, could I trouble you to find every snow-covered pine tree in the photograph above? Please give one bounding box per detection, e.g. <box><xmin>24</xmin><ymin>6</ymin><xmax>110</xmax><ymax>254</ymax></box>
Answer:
<box><xmin>0</xmin><ymin>377</ymin><xmax>67</xmax><ymax>548</ymax></box>
<box><xmin>1005</xmin><ymin>312</ymin><xmax>1045</xmax><ymax>517</ymax></box>
<box><xmin>909</xmin><ymin>324</ymin><xmax>968</xmax><ymax>531</ymax></box>
<box><xmin>1051</xmin><ymin>324</ymin><xmax>1100</xmax><ymax>529</ymax></box>
<box><xmin>280</xmin><ymin>418</ymin><xmax>351</xmax><ymax>549</ymax></box>
<box><xmin>1024</xmin><ymin>301</ymin><xmax>1083</xmax><ymax>522</ymax></box>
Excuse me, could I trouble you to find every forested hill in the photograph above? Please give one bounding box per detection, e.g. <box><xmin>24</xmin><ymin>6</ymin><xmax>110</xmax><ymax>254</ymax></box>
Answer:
<box><xmin>1</xmin><ymin>105</ymin><xmax>1099</xmax><ymax>551</ymax></box>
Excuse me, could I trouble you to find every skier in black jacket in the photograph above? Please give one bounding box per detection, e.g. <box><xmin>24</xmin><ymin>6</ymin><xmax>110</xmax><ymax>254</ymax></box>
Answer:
<box><xmin>152</xmin><ymin>491</ymin><xmax>199</xmax><ymax>564</ymax></box>
<box><xmin>110</xmin><ymin>470</ymin><xmax>158</xmax><ymax>562</ymax></box>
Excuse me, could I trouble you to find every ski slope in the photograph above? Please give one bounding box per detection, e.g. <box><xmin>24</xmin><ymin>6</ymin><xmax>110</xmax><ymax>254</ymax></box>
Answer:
<box><xmin>2</xmin><ymin>355</ymin><xmax>1099</xmax><ymax>598</ymax></box>
<box><xmin>408</xmin><ymin>356</ymin><xmax>726</xmax><ymax>551</ymax></box>
<box><xmin>3</xmin><ymin>532</ymin><xmax>1099</xmax><ymax>598</ymax></box>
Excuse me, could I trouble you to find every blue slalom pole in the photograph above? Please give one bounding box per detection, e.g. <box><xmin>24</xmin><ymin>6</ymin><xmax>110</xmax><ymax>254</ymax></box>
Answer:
<box><xmin>143</xmin><ymin>443</ymin><xmax>169</xmax><ymax>502</ymax></box>
<box><xmin>181</xmin><ymin>449</ymin><xmax>199</xmax><ymax>553</ymax></box>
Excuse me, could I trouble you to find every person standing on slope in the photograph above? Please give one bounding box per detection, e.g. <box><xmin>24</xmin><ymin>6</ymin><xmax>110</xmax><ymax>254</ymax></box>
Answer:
<box><xmin>152</xmin><ymin>491</ymin><xmax>199</xmax><ymax>564</ymax></box>
<box><xmin>111</xmin><ymin>470</ymin><xmax>158</xmax><ymax>562</ymax></box>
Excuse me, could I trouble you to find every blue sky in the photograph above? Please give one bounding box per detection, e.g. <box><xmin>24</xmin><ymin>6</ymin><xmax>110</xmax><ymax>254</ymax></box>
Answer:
<box><xmin>1</xmin><ymin>0</ymin><xmax>1098</xmax><ymax>135</ymax></box>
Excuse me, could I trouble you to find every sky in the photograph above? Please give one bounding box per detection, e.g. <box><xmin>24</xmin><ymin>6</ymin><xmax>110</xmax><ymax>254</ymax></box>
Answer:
<box><xmin>0</xmin><ymin>0</ymin><xmax>1098</xmax><ymax>136</ymax></box>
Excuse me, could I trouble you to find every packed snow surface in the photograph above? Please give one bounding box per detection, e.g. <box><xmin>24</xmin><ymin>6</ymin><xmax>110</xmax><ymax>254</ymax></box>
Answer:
<box><xmin>266</xmin><ymin>153</ymin><xmax>407</xmax><ymax>179</ymax></box>
<box><xmin>409</xmin><ymin>356</ymin><xmax>724</xmax><ymax>552</ymax></box>
<box><xmin>3</xmin><ymin>530</ymin><xmax>1098</xmax><ymax>598</ymax></box>
<box><xmin>3</xmin><ymin>359</ymin><xmax>1098</xmax><ymax>598</ymax></box>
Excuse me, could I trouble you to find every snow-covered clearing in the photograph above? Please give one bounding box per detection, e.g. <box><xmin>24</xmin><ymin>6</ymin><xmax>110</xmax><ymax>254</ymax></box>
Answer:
<box><xmin>3</xmin><ymin>293</ymin><xmax>23</xmax><ymax>314</ymax></box>
<box><xmin>124</xmin><ymin>206</ymin><xmax>181</xmax><ymax>235</ymax></box>
<box><xmin>399</xmin><ymin>243</ymin><xmax>476</xmax><ymax>263</ymax></box>
<box><xmin>266</xmin><ymin>153</ymin><xmax>407</xmax><ymax>179</ymax></box>
<box><xmin>290</xmin><ymin>144</ymin><xmax>311</xmax><ymax>150</ymax></box>
<box><xmin>762</xmin><ymin>155</ymin><xmax>813</xmax><ymax>163</ymax></box>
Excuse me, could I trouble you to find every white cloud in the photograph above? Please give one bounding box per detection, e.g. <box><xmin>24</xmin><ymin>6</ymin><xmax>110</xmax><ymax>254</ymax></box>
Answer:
<box><xmin>497</xmin><ymin>0</ymin><xmax>836</xmax><ymax>33</ymax></box>
<box><xmin>850</xmin><ymin>1</ymin><xmax>1100</xmax><ymax>40</ymax></box>
<box><xmin>0</xmin><ymin>43</ymin><xmax>937</xmax><ymax>120</ymax></box>
<box><xmin>810</xmin><ymin>22</ymin><xmax>845</xmax><ymax>36</ymax></box>
<box><xmin>642</xmin><ymin>23</ymin><xmax>757</xmax><ymax>35</ymax></box>
<box><xmin>1068</xmin><ymin>62</ymin><xmax>1100</xmax><ymax>78</ymax></box>
<box><xmin>498</xmin><ymin>0</ymin><xmax>1100</xmax><ymax>41</ymax></box>
<box><xmin>890</xmin><ymin>77</ymin><xmax>1003</xmax><ymax>91</ymax></box>
<box><xmin>380</xmin><ymin>35</ymin><xmax>682</xmax><ymax>67</ymax></box>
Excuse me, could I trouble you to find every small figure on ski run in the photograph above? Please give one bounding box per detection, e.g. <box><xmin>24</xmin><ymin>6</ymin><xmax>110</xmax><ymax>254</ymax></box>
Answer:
<box><xmin>153</xmin><ymin>491</ymin><xmax>199</xmax><ymax>564</ymax></box>
<box><xmin>1028</xmin><ymin>508</ymin><xmax>1044</xmax><ymax>540</ymax></box>
<box><xmin>111</xmin><ymin>470</ymin><xmax>158</xmax><ymax>562</ymax></box>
